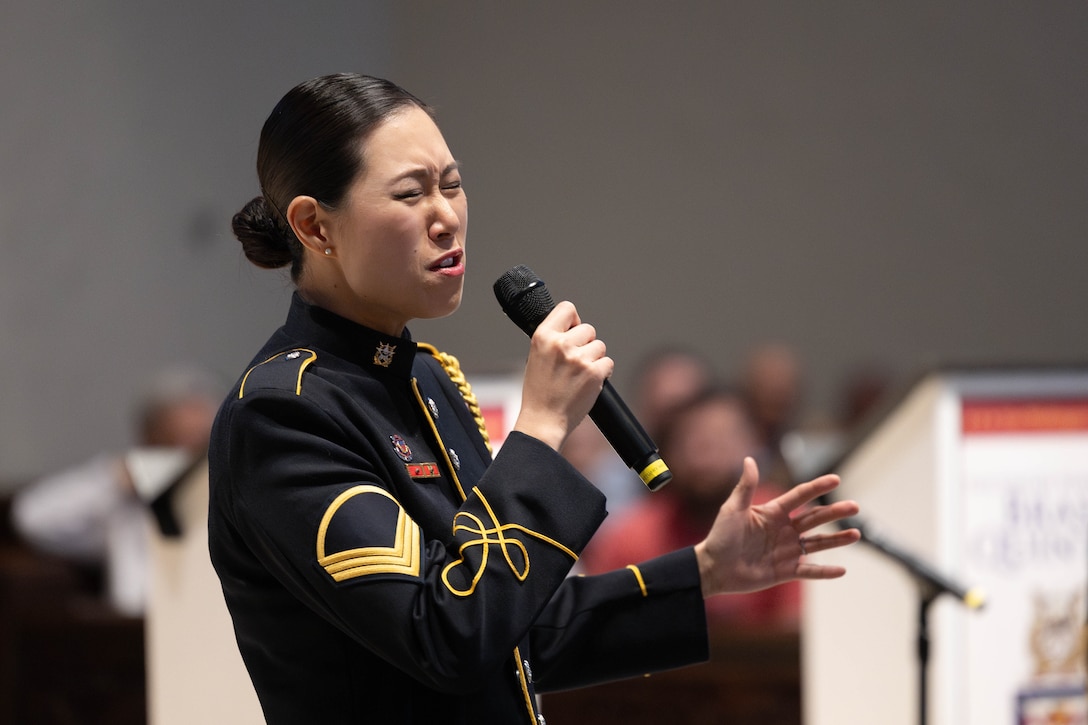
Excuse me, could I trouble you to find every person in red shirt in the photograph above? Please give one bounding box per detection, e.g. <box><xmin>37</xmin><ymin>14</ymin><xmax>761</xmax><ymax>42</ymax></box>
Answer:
<box><xmin>582</xmin><ymin>385</ymin><xmax>801</xmax><ymax>631</ymax></box>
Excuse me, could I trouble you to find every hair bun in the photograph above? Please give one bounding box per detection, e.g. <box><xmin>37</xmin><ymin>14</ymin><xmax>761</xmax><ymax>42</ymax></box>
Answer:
<box><xmin>231</xmin><ymin>196</ymin><xmax>296</xmax><ymax>270</ymax></box>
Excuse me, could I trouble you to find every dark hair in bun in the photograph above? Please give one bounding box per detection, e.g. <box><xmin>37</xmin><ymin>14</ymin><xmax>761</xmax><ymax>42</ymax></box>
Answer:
<box><xmin>231</xmin><ymin>73</ymin><xmax>432</xmax><ymax>281</ymax></box>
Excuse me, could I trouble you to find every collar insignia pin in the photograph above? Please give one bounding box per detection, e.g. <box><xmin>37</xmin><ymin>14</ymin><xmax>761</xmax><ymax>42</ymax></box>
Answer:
<box><xmin>374</xmin><ymin>342</ymin><xmax>396</xmax><ymax>367</ymax></box>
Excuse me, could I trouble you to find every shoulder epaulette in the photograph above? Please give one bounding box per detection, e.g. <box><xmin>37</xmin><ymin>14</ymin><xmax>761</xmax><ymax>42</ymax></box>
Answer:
<box><xmin>238</xmin><ymin>348</ymin><xmax>317</xmax><ymax>398</ymax></box>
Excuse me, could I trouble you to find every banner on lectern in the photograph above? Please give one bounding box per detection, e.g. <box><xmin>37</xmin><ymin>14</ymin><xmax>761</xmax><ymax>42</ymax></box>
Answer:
<box><xmin>959</xmin><ymin>399</ymin><xmax>1088</xmax><ymax>725</ymax></box>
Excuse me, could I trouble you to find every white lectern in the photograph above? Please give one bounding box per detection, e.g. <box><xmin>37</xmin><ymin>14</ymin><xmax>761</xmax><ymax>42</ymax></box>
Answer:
<box><xmin>145</xmin><ymin>461</ymin><xmax>264</xmax><ymax>724</ymax></box>
<box><xmin>803</xmin><ymin>366</ymin><xmax>1088</xmax><ymax>725</ymax></box>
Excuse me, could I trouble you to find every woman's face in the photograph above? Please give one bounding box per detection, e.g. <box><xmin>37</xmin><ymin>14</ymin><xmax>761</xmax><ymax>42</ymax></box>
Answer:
<box><xmin>314</xmin><ymin>105</ymin><xmax>468</xmax><ymax>335</ymax></box>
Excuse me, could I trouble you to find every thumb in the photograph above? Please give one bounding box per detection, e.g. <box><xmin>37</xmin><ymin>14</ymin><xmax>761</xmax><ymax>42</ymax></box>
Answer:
<box><xmin>728</xmin><ymin>456</ymin><xmax>760</xmax><ymax>510</ymax></box>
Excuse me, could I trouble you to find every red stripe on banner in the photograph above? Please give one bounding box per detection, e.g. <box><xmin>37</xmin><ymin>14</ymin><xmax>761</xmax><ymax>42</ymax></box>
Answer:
<box><xmin>962</xmin><ymin>400</ymin><xmax>1088</xmax><ymax>434</ymax></box>
<box><xmin>480</xmin><ymin>405</ymin><xmax>506</xmax><ymax>445</ymax></box>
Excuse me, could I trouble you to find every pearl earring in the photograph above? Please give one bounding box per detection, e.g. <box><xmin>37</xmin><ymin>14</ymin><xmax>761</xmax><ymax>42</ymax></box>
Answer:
<box><xmin>324</xmin><ymin>247</ymin><xmax>333</xmax><ymax>256</ymax></box>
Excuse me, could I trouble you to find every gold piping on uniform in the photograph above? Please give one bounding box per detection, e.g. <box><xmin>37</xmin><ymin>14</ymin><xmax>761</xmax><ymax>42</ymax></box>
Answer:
<box><xmin>412</xmin><ymin>379</ymin><xmax>468</xmax><ymax>502</ymax></box>
<box><xmin>441</xmin><ymin>486</ymin><xmax>578</xmax><ymax>597</ymax></box>
<box><xmin>513</xmin><ymin>646</ymin><xmax>539</xmax><ymax>724</ymax></box>
<box><xmin>238</xmin><ymin>348</ymin><xmax>317</xmax><ymax>398</ymax></box>
<box><xmin>626</xmin><ymin>564</ymin><xmax>648</xmax><ymax>597</ymax></box>
<box><xmin>415</xmin><ymin>343</ymin><xmax>535</xmax><ymax>718</ymax></box>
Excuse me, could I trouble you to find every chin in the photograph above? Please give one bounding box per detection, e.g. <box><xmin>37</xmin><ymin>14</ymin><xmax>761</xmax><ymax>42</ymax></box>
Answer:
<box><xmin>422</xmin><ymin>294</ymin><xmax>463</xmax><ymax>321</ymax></box>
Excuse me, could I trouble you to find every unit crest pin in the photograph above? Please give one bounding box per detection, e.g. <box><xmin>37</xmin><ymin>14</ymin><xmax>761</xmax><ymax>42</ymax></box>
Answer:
<box><xmin>373</xmin><ymin>342</ymin><xmax>396</xmax><ymax>367</ymax></box>
<box><xmin>390</xmin><ymin>434</ymin><xmax>413</xmax><ymax>462</ymax></box>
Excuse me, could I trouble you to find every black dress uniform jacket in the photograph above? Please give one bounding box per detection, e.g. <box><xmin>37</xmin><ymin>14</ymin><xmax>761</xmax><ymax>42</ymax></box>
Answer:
<box><xmin>208</xmin><ymin>294</ymin><xmax>709</xmax><ymax>724</ymax></box>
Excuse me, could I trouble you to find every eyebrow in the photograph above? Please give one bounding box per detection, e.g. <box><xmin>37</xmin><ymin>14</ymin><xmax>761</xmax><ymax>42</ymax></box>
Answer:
<box><xmin>393</xmin><ymin>161</ymin><xmax>461</xmax><ymax>184</ymax></box>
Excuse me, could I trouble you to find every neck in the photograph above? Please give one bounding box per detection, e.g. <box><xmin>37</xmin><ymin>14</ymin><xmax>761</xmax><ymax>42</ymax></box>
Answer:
<box><xmin>297</xmin><ymin>283</ymin><xmax>407</xmax><ymax>337</ymax></box>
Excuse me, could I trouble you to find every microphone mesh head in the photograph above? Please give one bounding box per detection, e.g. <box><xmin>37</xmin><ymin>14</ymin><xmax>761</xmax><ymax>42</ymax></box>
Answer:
<box><xmin>493</xmin><ymin>265</ymin><xmax>556</xmax><ymax>336</ymax></box>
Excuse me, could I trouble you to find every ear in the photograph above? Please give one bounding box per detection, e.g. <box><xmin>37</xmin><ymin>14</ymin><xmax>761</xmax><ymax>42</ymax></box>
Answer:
<box><xmin>285</xmin><ymin>196</ymin><xmax>330</xmax><ymax>255</ymax></box>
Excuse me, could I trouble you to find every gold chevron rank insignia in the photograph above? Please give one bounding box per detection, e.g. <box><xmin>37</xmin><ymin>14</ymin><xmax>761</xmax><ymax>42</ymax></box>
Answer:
<box><xmin>316</xmin><ymin>485</ymin><xmax>422</xmax><ymax>582</ymax></box>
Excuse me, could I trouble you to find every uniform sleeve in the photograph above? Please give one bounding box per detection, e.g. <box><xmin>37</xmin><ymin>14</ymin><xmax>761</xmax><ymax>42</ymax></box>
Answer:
<box><xmin>529</xmin><ymin>547</ymin><xmax>710</xmax><ymax>691</ymax></box>
<box><xmin>215</xmin><ymin>388</ymin><xmax>608</xmax><ymax>693</ymax></box>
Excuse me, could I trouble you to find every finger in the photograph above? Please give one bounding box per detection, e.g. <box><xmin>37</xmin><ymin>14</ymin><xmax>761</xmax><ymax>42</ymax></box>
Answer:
<box><xmin>798</xmin><ymin>528</ymin><xmax>862</xmax><ymax>556</ymax></box>
<box><xmin>792</xmin><ymin>499</ymin><xmax>860</xmax><ymax>533</ymax></box>
<box><xmin>797</xmin><ymin>563</ymin><xmax>849</xmax><ymax>580</ymax></box>
<box><xmin>772</xmin><ymin>473</ymin><xmax>841</xmax><ymax>513</ymax></box>
<box><xmin>728</xmin><ymin>456</ymin><xmax>760</xmax><ymax>510</ymax></box>
<box><xmin>554</xmin><ymin>301</ymin><xmax>585</xmax><ymax>333</ymax></box>
<box><xmin>578</xmin><ymin>338</ymin><xmax>607</xmax><ymax>363</ymax></box>
<box><xmin>565</xmin><ymin>322</ymin><xmax>600</xmax><ymax>348</ymax></box>
<box><xmin>591</xmin><ymin>353</ymin><xmax>615</xmax><ymax>380</ymax></box>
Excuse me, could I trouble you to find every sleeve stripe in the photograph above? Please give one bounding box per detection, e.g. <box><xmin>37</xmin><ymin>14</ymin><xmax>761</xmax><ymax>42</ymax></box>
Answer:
<box><xmin>626</xmin><ymin>564</ymin><xmax>648</xmax><ymax>597</ymax></box>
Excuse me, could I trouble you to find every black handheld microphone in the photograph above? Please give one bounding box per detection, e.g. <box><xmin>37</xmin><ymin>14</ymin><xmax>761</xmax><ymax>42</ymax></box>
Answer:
<box><xmin>493</xmin><ymin>265</ymin><xmax>672</xmax><ymax>491</ymax></box>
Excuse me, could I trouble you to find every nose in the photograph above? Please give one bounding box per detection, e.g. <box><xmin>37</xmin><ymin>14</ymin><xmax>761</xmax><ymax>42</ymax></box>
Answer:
<box><xmin>429</xmin><ymin>193</ymin><xmax>462</xmax><ymax>241</ymax></box>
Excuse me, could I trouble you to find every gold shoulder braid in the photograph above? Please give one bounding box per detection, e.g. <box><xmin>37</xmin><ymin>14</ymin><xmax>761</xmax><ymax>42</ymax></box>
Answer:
<box><xmin>417</xmin><ymin>343</ymin><xmax>492</xmax><ymax>454</ymax></box>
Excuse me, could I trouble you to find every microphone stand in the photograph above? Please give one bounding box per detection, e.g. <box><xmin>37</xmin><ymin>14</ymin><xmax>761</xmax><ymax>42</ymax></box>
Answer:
<box><xmin>791</xmin><ymin>440</ymin><xmax>985</xmax><ymax>725</ymax></box>
<box><xmin>915</xmin><ymin>580</ymin><xmax>938</xmax><ymax>725</ymax></box>
<box><xmin>842</xmin><ymin>516</ymin><xmax>985</xmax><ymax>725</ymax></box>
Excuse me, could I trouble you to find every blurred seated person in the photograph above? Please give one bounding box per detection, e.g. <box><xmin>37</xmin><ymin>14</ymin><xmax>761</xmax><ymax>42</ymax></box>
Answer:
<box><xmin>564</xmin><ymin>347</ymin><xmax>716</xmax><ymax>520</ymax></box>
<box><xmin>740</xmin><ymin>342</ymin><xmax>803</xmax><ymax>488</ymax></box>
<box><xmin>566</xmin><ymin>346</ymin><xmax>717</xmax><ymax>517</ymax></box>
<box><xmin>10</xmin><ymin>365</ymin><xmax>221</xmax><ymax>615</ymax></box>
<box><xmin>836</xmin><ymin>361</ymin><xmax>894</xmax><ymax>433</ymax></box>
<box><xmin>632</xmin><ymin>345</ymin><xmax>716</xmax><ymax>442</ymax></box>
<box><xmin>580</xmin><ymin>385</ymin><xmax>801</xmax><ymax>632</ymax></box>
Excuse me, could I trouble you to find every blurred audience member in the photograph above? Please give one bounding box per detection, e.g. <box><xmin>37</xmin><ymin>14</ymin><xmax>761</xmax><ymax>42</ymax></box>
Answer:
<box><xmin>631</xmin><ymin>346</ymin><xmax>716</xmax><ymax>442</ymax></box>
<box><xmin>565</xmin><ymin>346</ymin><xmax>716</xmax><ymax>520</ymax></box>
<box><xmin>740</xmin><ymin>342</ymin><xmax>803</xmax><ymax>487</ymax></box>
<box><xmin>836</xmin><ymin>362</ymin><xmax>895</xmax><ymax>433</ymax></box>
<box><xmin>581</xmin><ymin>386</ymin><xmax>800</xmax><ymax>632</ymax></box>
<box><xmin>10</xmin><ymin>365</ymin><xmax>221</xmax><ymax>615</ymax></box>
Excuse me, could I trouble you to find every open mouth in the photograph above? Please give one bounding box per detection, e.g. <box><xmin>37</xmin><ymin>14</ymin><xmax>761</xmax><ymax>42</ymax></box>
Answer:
<box><xmin>433</xmin><ymin>251</ymin><xmax>463</xmax><ymax>270</ymax></box>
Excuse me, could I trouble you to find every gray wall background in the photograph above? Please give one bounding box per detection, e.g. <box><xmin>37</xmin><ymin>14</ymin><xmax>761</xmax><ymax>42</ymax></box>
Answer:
<box><xmin>2</xmin><ymin>2</ymin><xmax>1085</xmax><ymax>482</ymax></box>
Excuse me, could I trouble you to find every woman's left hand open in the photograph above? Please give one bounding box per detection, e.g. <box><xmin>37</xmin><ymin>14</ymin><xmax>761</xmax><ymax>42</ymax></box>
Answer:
<box><xmin>694</xmin><ymin>457</ymin><xmax>861</xmax><ymax>598</ymax></box>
